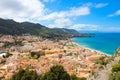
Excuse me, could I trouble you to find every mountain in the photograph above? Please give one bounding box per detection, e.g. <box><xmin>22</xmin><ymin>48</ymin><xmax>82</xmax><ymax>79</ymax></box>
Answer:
<box><xmin>0</xmin><ymin>18</ymin><xmax>90</xmax><ymax>39</ymax></box>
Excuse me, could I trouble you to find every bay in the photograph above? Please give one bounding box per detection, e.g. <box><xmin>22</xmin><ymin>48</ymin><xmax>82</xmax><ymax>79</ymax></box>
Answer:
<box><xmin>72</xmin><ymin>33</ymin><xmax>120</xmax><ymax>55</ymax></box>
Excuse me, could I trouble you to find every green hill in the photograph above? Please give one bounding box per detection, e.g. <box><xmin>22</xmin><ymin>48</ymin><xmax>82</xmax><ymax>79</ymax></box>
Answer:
<box><xmin>0</xmin><ymin>18</ymin><xmax>90</xmax><ymax>39</ymax></box>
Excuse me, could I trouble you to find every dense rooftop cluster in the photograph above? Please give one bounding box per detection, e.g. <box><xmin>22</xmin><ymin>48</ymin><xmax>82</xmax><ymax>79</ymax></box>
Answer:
<box><xmin>0</xmin><ymin>35</ymin><xmax>107</xmax><ymax>80</ymax></box>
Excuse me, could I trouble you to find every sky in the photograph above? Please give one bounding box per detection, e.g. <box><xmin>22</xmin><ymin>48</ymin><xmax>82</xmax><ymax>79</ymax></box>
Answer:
<box><xmin>0</xmin><ymin>0</ymin><xmax>120</xmax><ymax>32</ymax></box>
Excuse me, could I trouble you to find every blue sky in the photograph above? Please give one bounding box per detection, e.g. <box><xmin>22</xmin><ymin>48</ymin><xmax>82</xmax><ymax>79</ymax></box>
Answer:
<box><xmin>0</xmin><ymin>0</ymin><xmax>120</xmax><ymax>32</ymax></box>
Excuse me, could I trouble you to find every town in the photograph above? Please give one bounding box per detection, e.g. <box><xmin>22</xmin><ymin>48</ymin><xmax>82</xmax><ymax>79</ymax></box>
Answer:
<box><xmin>0</xmin><ymin>35</ymin><xmax>109</xmax><ymax>80</ymax></box>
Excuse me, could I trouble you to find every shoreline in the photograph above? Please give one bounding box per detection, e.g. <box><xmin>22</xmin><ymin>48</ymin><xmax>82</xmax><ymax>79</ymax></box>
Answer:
<box><xmin>71</xmin><ymin>40</ymin><xmax>111</xmax><ymax>57</ymax></box>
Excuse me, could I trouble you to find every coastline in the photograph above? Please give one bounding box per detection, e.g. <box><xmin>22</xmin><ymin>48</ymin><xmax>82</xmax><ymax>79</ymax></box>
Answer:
<box><xmin>0</xmin><ymin>35</ymin><xmax>113</xmax><ymax>79</ymax></box>
<box><xmin>71</xmin><ymin>39</ymin><xmax>111</xmax><ymax>57</ymax></box>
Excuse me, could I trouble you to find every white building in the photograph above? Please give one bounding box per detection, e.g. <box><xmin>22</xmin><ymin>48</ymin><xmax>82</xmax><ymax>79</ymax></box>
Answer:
<box><xmin>0</xmin><ymin>52</ymin><xmax>7</xmax><ymax>58</ymax></box>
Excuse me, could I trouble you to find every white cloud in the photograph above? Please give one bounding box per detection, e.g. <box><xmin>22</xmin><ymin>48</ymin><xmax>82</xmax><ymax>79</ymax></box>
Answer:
<box><xmin>0</xmin><ymin>0</ymin><xmax>46</xmax><ymax>22</ymax></box>
<box><xmin>42</xmin><ymin>12</ymin><xmax>66</xmax><ymax>21</ymax></box>
<box><xmin>70</xmin><ymin>24</ymin><xmax>99</xmax><ymax>31</ymax></box>
<box><xmin>0</xmin><ymin>0</ymin><xmax>104</xmax><ymax>32</ymax></box>
<box><xmin>95</xmin><ymin>3</ymin><xmax>108</xmax><ymax>8</ymax></box>
<box><xmin>0</xmin><ymin>0</ymin><xmax>91</xmax><ymax>23</ymax></box>
<box><xmin>48</xmin><ymin>18</ymin><xmax>71</xmax><ymax>28</ymax></box>
<box><xmin>42</xmin><ymin>6</ymin><xmax>90</xmax><ymax>21</ymax></box>
<box><xmin>108</xmin><ymin>10</ymin><xmax>120</xmax><ymax>17</ymax></box>
<box><xmin>43</xmin><ymin>0</ymin><xmax>55</xmax><ymax>2</ymax></box>
<box><xmin>68</xmin><ymin>6</ymin><xmax>90</xmax><ymax>16</ymax></box>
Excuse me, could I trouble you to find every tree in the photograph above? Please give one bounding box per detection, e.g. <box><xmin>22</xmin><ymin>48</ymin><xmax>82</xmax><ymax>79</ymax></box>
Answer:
<box><xmin>33</xmin><ymin>55</ymin><xmax>39</xmax><ymax>59</ymax></box>
<box><xmin>42</xmin><ymin>65</ymin><xmax>70</xmax><ymax>80</ymax></box>
<box><xmin>10</xmin><ymin>69</ymin><xmax>40</xmax><ymax>80</ymax></box>
<box><xmin>109</xmin><ymin>72</ymin><xmax>120</xmax><ymax>80</ymax></box>
<box><xmin>112</xmin><ymin>63</ymin><xmax>120</xmax><ymax>72</ymax></box>
<box><xmin>109</xmin><ymin>61</ymin><xmax>120</xmax><ymax>80</ymax></box>
<box><xmin>10</xmin><ymin>65</ymin><xmax>86</xmax><ymax>80</ymax></box>
<box><xmin>95</xmin><ymin>56</ymin><xmax>109</xmax><ymax>66</ymax></box>
<box><xmin>70</xmin><ymin>75</ymin><xmax>86</xmax><ymax>80</ymax></box>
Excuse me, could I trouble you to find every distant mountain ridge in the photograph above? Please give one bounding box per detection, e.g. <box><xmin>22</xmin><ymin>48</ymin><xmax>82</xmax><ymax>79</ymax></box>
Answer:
<box><xmin>0</xmin><ymin>18</ymin><xmax>90</xmax><ymax>38</ymax></box>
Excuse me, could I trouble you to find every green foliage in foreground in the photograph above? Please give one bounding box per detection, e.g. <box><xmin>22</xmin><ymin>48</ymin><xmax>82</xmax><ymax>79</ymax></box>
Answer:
<box><xmin>10</xmin><ymin>65</ymin><xmax>86</xmax><ymax>80</ymax></box>
<box><xmin>112</xmin><ymin>63</ymin><xmax>120</xmax><ymax>73</ymax></box>
<box><xmin>109</xmin><ymin>60</ymin><xmax>120</xmax><ymax>80</ymax></box>
<box><xmin>70</xmin><ymin>75</ymin><xmax>86</xmax><ymax>80</ymax></box>
<box><xmin>109</xmin><ymin>72</ymin><xmax>120</xmax><ymax>80</ymax></box>
<box><xmin>42</xmin><ymin>65</ymin><xmax>70</xmax><ymax>80</ymax></box>
<box><xmin>10</xmin><ymin>69</ymin><xmax>40</xmax><ymax>80</ymax></box>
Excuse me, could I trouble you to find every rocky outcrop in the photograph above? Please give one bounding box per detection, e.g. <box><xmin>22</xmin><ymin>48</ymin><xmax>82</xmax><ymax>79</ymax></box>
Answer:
<box><xmin>114</xmin><ymin>48</ymin><xmax>120</xmax><ymax>56</ymax></box>
<box><xmin>87</xmin><ymin>48</ymin><xmax>120</xmax><ymax>80</ymax></box>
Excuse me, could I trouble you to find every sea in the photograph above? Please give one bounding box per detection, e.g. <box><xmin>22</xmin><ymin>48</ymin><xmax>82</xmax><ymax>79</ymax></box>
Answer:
<box><xmin>72</xmin><ymin>33</ymin><xmax>120</xmax><ymax>55</ymax></box>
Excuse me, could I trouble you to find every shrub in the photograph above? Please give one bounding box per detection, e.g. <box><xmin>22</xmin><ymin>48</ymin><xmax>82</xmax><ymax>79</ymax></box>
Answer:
<box><xmin>31</xmin><ymin>51</ymin><xmax>45</xmax><ymax>59</ymax></box>
<box><xmin>70</xmin><ymin>75</ymin><xmax>86</xmax><ymax>80</ymax></box>
<box><xmin>3</xmin><ymin>40</ymin><xmax>23</xmax><ymax>48</ymax></box>
<box><xmin>10</xmin><ymin>69</ymin><xmax>40</xmax><ymax>80</ymax></box>
<box><xmin>109</xmin><ymin>61</ymin><xmax>120</xmax><ymax>80</ymax></box>
<box><xmin>95</xmin><ymin>56</ymin><xmax>110</xmax><ymax>66</ymax></box>
<box><xmin>109</xmin><ymin>72</ymin><xmax>120</xmax><ymax>80</ymax></box>
<box><xmin>41</xmin><ymin>65</ymin><xmax>70</xmax><ymax>80</ymax></box>
<box><xmin>10</xmin><ymin>65</ymin><xmax>86</xmax><ymax>80</ymax></box>
<box><xmin>33</xmin><ymin>55</ymin><xmax>39</xmax><ymax>59</ymax></box>
<box><xmin>112</xmin><ymin>63</ymin><xmax>120</xmax><ymax>73</ymax></box>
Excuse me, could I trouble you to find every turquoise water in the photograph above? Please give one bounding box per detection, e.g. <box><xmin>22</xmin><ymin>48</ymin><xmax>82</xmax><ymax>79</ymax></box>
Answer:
<box><xmin>72</xmin><ymin>33</ymin><xmax>120</xmax><ymax>55</ymax></box>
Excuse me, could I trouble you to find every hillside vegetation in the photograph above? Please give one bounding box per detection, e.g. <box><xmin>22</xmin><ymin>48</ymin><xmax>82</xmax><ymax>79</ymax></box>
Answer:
<box><xmin>87</xmin><ymin>48</ymin><xmax>120</xmax><ymax>80</ymax></box>
<box><xmin>10</xmin><ymin>65</ymin><xmax>86</xmax><ymax>80</ymax></box>
<box><xmin>0</xmin><ymin>18</ymin><xmax>90</xmax><ymax>39</ymax></box>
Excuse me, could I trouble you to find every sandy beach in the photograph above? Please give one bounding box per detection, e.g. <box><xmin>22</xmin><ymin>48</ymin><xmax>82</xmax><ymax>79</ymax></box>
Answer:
<box><xmin>71</xmin><ymin>40</ymin><xmax>111</xmax><ymax>57</ymax></box>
